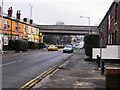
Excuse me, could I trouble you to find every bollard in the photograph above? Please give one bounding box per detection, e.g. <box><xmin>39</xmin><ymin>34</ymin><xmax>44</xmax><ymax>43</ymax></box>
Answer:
<box><xmin>97</xmin><ymin>55</ymin><xmax>100</xmax><ymax>68</ymax></box>
<box><xmin>101</xmin><ymin>60</ymin><xmax>105</xmax><ymax>75</ymax></box>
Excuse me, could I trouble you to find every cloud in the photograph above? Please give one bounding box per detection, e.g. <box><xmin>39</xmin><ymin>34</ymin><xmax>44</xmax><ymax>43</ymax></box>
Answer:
<box><xmin>2</xmin><ymin>0</ymin><xmax>114</xmax><ymax>25</ymax></box>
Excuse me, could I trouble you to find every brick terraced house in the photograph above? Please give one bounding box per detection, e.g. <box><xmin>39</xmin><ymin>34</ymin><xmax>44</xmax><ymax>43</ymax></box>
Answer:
<box><xmin>98</xmin><ymin>0</ymin><xmax>120</xmax><ymax>47</ymax></box>
<box><xmin>0</xmin><ymin>6</ymin><xmax>39</xmax><ymax>50</ymax></box>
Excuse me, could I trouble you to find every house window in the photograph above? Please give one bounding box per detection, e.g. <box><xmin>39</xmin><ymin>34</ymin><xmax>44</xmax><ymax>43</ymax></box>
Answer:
<box><xmin>115</xmin><ymin>31</ymin><xmax>117</xmax><ymax>44</ymax></box>
<box><xmin>108</xmin><ymin>15</ymin><xmax>111</xmax><ymax>29</ymax></box>
<box><xmin>4</xmin><ymin>20</ymin><xmax>8</xmax><ymax>30</ymax></box>
<box><xmin>108</xmin><ymin>34</ymin><xmax>110</xmax><ymax>44</ymax></box>
<box><xmin>15</xmin><ymin>22</ymin><xmax>18</xmax><ymax>32</ymax></box>
<box><xmin>23</xmin><ymin>36</ymin><xmax>26</xmax><ymax>39</ymax></box>
<box><xmin>110</xmin><ymin>34</ymin><xmax>112</xmax><ymax>44</ymax></box>
<box><xmin>31</xmin><ymin>28</ymin><xmax>33</xmax><ymax>34</ymax></box>
<box><xmin>4</xmin><ymin>35</ymin><xmax>8</xmax><ymax>45</ymax></box>
<box><xmin>20</xmin><ymin>36</ymin><xmax>22</xmax><ymax>40</ymax></box>
<box><xmin>23</xmin><ymin>25</ymin><xmax>26</xmax><ymax>33</ymax></box>
<box><xmin>36</xmin><ymin>29</ymin><xmax>38</xmax><ymax>34</ymax></box>
<box><xmin>115</xmin><ymin>4</ymin><xmax>118</xmax><ymax>23</ymax></box>
<box><xmin>11</xmin><ymin>35</ymin><xmax>14</xmax><ymax>40</ymax></box>
<box><xmin>15</xmin><ymin>35</ymin><xmax>18</xmax><ymax>40</ymax></box>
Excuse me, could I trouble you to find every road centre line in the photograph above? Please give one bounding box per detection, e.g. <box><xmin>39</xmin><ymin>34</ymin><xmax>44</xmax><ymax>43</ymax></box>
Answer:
<box><xmin>0</xmin><ymin>60</ymin><xmax>23</xmax><ymax>67</ymax></box>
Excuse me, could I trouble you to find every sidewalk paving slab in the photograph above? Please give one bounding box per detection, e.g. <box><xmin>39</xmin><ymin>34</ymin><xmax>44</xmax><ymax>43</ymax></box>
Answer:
<box><xmin>34</xmin><ymin>49</ymin><xmax>105</xmax><ymax>89</ymax></box>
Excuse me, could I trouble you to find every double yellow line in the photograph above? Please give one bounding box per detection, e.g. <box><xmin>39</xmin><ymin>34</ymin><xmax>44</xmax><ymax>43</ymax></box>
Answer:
<box><xmin>19</xmin><ymin>63</ymin><xmax>61</xmax><ymax>90</ymax></box>
<box><xmin>19</xmin><ymin>53</ymin><xmax>75</xmax><ymax>90</ymax></box>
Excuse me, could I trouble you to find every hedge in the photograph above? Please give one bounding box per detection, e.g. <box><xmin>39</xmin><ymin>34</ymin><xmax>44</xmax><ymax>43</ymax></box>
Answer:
<box><xmin>9</xmin><ymin>40</ymin><xmax>15</xmax><ymax>50</ymax></box>
<box><xmin>84</xmin><ymin>34</ymin><xmax>100</xmax><ymax>58</ymax></box>
<box><xmin>39</xmin><ymin>43</ymin><xmax>45</xmax><ymax>48</ymax></box>
<box><xmin>28</xmin><ymin>41</ymin><xmax>35</xmax><ymax>49</ymax></box>
<box><xmin>9</xmin><ymin>40</ymin><xmax>45</xmax><ymax>51</ymax></box>
<box><xmin>28</xmin><ymin>41</ymin><xmax>45</xmax><ymax>49</ymax></box>
<box><xmin>14</xmin><ymin>40</ymin><xmax>28</xmax><ymax>52</ymax></box>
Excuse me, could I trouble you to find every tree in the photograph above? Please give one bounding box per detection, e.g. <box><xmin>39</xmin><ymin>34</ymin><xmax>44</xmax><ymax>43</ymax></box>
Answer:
<box><xmin>56</xmin><ymin>20</ymin><xmax>64</xmax><ymax>25</ymax></box>
<box><xmin>43</xmin><ymin>35</ymin><xmax>57</xmax><ymax>44</ymax></box>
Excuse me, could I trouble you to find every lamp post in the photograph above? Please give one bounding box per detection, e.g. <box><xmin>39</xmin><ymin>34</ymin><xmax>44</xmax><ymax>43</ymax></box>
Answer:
<box><xmin>0</xmin><ymin>0</ymin><xmax>3</xmax><ymax>54</ymax></box>
<box><xmin>100</xmin><ymin>28</ymin><xmax>103</xmax><ymax>73</ymax></box>
<box><xmin>80</xmin><ymin>16</ymin><xmax>90</xmax><ymax>34</ymax></box>
<box><xmin>29</xmin><ymin>4</ymin><xmax>33</xmax><ymax>19</ymax></box>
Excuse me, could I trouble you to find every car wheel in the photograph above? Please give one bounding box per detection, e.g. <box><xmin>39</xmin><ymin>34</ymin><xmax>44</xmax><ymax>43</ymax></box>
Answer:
<box><xmin>71</xmin><ymin>50</ymin><xmax>73</xmax><ymax>53</ymax></box>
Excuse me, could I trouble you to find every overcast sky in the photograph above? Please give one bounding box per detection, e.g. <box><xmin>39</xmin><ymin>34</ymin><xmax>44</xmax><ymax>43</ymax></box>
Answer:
<box><xmin>1</xmin><ymin>0</ymin><xmax>114</xmax><ymax>26</ymax></box>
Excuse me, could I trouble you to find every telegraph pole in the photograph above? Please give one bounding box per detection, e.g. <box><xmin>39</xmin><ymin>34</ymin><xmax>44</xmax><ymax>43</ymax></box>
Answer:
<box><xmin>1</xmin><ymin>0</ymin><xmax>3</xmax><ymax>54</ymax></box>
<box><xmin>100</xmin><ymin>28</ymin><xmax>103</xmax><ymax>71</ymax></box>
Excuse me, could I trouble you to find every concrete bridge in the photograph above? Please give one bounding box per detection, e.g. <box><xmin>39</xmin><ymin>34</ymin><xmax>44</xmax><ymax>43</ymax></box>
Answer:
<box><xmin>38</xmin><ymin>25</ymin><xmax>98</xmax><ymax>35</ymax></box>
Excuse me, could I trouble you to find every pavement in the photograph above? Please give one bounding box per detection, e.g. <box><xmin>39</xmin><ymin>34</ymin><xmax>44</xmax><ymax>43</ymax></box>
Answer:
<box><xmin>34</xmin><ymin>49</ymin><xmax>105</xmax><ymax>89</ymax></box>
<box><xmin>0</xmin><ymin>48</ymin><xmax>47</xmax><ymax>54</ymax></box>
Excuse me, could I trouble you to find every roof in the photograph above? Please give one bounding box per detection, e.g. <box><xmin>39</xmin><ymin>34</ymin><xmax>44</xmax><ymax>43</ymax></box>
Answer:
<box><xmin>114</xmin><ymin>0</ymin><xmax>120</xmax><ymax>2</ymax></box>
<box><xmin>98</xmin><ymin>1</ymin><xmax>119</xmax><ymax>28</ymax></box>
<box><xmin>0</xmin><ymin>13</ymin><xmax>39</xmax><ymax>28</ymax></box>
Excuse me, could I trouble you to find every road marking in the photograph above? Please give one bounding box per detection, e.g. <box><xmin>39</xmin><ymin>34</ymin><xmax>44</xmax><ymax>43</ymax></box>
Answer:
<box><xmin>19</xmin><ymin>63</ymin><xmax>60</xmax><ymax>89</ymax></box>
<box><xmin>0</xmin><ymin>60</ymin><xmax>23</xmax><ymax>67</ymax></box>
<box><xmin>19</xmin><ymin>53</ymin><xmax>75</xmax><ymax>89</ymax></box>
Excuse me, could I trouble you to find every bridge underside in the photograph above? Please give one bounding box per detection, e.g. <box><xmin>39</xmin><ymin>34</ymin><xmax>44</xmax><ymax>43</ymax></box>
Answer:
<box><xmin>41</xmin><ymin>30</ymin><xmax>89</xmax><ymax>35</ymax></box>
<box><xmin>42</xmin><ymin>32</ymin><xmax>87</xmax><ymax>35</ymax></box>
<box><xmin>38</xmin><ymin>25</ymin><xmax>98</xmax><ymax>35</ymax></box>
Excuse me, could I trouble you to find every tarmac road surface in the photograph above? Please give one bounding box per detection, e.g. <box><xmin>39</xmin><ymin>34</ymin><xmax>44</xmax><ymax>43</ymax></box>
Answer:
<box><xmin>2</xmin><ymin>49</ymin><xmax>73</xmax><ymax>88</ymax></box>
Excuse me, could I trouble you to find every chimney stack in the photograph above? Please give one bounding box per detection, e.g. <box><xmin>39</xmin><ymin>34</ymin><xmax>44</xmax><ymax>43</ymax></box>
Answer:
<box><xmin>8</xmin><ymin>7</ymin><xmax>13</xmax><ymax>17</ymax></box>
<box><xmin>0</xmin><ymin>5</ymin><xmax>2</xmax><ymax>14</ymax></box>
<box><xmin>16</xmin><ymin>10</ymin><xmax>21</xmax><ymax>20</ymax></box>
<box><xmin>30</xmin><ymin>19</ymin><xmax>33</xmax><ymax>24</ymax></box>
<box><xmin>23</xmin><ymin>18</ymin><xmax>28</xmax><ymax>22</ymax></box>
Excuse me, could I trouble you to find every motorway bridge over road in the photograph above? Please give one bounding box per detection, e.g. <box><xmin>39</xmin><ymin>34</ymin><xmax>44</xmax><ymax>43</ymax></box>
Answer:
<box><xmin>38</xmin><ymin>25</ymin><xmax>98</xmax><ymax>35</ymax></box>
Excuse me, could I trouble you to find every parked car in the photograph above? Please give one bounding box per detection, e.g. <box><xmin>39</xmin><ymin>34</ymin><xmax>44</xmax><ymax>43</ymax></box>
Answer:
<box><xmin>48</xmin><ymin>45</ymin><xmax>58</xmax><ymax>51</ymax></box>
<box><xmin>63</xmin><ymin>45</ymin><xmax>73</xmax><ymax>53</ymax></box>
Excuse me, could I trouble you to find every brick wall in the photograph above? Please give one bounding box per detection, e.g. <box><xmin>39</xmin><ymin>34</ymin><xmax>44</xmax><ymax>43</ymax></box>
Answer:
<box><xmin>98</xmin><ymin>1</ymin><xmax>120</xmax><ymax>45</ymax></box>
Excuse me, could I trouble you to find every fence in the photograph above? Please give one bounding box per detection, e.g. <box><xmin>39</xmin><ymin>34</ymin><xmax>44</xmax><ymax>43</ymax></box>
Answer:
<box><xmin>92</xmin><ymin>45</ymin><xmax>120</xmax><ymax>60</ymax></box>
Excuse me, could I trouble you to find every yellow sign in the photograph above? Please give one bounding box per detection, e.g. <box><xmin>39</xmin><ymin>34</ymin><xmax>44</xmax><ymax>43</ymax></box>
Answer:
<box><xmin>40</xmin><ymin>33</ymin><xmax>42</xmax><ymax>36</ymax></box>
<box><xmin>34</xmin><ymin>35</ymin><xmax>39</xmax><ymax>39</ymax></box>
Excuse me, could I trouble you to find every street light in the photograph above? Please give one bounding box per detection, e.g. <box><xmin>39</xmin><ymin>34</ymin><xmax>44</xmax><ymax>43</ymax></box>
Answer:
<box><xmin>80</xmin><ymin>16</ymin><xmax>90</xmax><ymax>34</ymax></box>
<box><xmin>29</xmin><ymin>4</ymin><xmax>33</xmax><ymax>19</ymax></box>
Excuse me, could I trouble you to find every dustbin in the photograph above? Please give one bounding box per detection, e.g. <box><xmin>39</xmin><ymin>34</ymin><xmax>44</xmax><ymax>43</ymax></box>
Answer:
<box><xmin>106</xmin><ymin>67</ymin><xmax>120</xmax><ymax>89</ymax></box>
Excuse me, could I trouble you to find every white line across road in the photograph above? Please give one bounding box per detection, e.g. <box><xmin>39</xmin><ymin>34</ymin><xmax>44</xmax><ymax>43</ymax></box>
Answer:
<box><xmin>0</xmin><ymin>60</ymin><xmax>23</xmax><ymax>67</ymax></box>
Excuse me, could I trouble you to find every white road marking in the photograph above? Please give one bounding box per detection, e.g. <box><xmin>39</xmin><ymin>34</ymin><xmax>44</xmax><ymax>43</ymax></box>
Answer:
<box><xmin>0</xmin><ymin>60</ymin><xmax>23</xmax><ymax>67</ymax></box>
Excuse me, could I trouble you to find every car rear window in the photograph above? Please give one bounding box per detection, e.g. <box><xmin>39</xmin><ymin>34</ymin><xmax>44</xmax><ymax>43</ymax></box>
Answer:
<box><xmin>65</xmin><ymin>45</ymin><xmax>72</xmax><ymax>48</ymax></box>
<box><xmin>49</xmin><ymin>46</ymin><xmax>55</xmax><ymax>47</ymax></box>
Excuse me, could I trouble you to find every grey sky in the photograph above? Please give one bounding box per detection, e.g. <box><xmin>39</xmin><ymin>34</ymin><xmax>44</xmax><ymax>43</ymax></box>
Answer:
<box><xmin>1</xmin><ymin>0</ymin><xmax>114</xmax><ymax>26</ymax></box>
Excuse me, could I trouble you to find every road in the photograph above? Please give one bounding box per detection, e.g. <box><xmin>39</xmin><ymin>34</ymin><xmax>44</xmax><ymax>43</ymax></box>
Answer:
<box><xmin>2</xmin><ymin>49</ymin><xmax>73</xmax><ymax>88</ymax></box>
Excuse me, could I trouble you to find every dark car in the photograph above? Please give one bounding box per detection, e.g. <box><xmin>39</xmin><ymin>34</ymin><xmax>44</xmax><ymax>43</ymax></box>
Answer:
<box><xmin>63</xmin><ymin>45</ymin><xmax>73</xmax><ymax>53</ymax></box>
